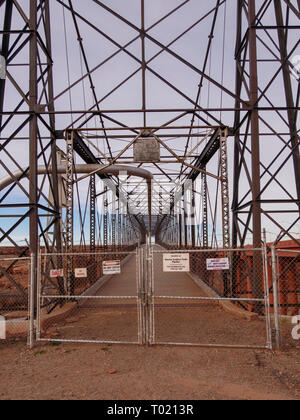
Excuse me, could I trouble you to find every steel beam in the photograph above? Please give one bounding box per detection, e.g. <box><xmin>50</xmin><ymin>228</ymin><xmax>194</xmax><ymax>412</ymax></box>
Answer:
<box><xmin>0</xmin><ymin>0</ymin><xmax>12</xmax><ymax>129</ymax></box>
<box><xmin>274</xmin><ymin>0</ymin><xmax>300</xmax><ymax>214</ymax></box>
<box><xmin>29</xmin><ymin>0</ymin><xmax>38</xmax><ymax>314</ymax></box>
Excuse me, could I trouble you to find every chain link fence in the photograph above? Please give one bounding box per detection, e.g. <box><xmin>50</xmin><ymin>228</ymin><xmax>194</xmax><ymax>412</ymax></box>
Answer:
<box><xmin>37</xmin><ymin>249</ymin><xmax>142</xmax><ymax>345</ymax></box>
<box><xmin>149</xmin><ymin>247</ymin><xmax>272</xmax><ymax>349</ymax></box>
<box><xmin>272</xmin><ymin>248</ymin><xmax>300</xmax><ymax>348</ymax></box>
<box><xmin>2</xmin><ymin>244</ymin><xmax>298</xmax><ymax>350</ymax></box>
<box><xmin>0</xmin><ymin>256</ymin><xmax>31</xmax><ymax>342</ymax></box>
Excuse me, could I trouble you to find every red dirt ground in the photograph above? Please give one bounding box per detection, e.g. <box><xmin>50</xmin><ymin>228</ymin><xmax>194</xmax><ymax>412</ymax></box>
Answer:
<box><xmin>0</xmin><ymin>337</ymin><xmax>299</xmax><ymax>400</ymax></box>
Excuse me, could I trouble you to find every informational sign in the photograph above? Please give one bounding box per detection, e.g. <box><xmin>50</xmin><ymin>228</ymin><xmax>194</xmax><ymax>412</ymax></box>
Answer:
<box><xmin>206</xmin><ymin>258</ymin><xmax>230</xmax><ymax>271</ymax></box>
<box><xmin>75</xmin><ymin>268</ymin><xmax>88</xmax><ymax>278</ymax></box>
<box><xmin>103</xmin><ymin>261</ymin><xmax>121</xmax><ymax>275</ymax></box>
<box><xmin>163</xmin><ymin>254</ymin><xmax>190</xmax><ymax>272</ymax></box>
<box><xmin>134</xmin><ymin>138</ymin><xmax>160</xmax><ymax>163</ymax></box>
<box><xmin>50</xmin><ymin>269</ymin><xmax>64</xmax><ymax>278</ymax></box>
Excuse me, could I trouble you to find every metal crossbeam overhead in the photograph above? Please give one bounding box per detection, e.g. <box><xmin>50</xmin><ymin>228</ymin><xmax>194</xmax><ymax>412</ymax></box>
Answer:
<box><xmin>187</xmin><ymin>129</ymin><xmax>221</xmax><ymax>181</ymax></box>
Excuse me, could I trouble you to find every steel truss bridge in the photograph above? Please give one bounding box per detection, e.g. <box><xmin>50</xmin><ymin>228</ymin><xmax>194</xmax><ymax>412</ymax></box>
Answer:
<box><xmin>0</xmin><ymin>0</ymin><xmax>299</xmax><ymax>314</ymax></box>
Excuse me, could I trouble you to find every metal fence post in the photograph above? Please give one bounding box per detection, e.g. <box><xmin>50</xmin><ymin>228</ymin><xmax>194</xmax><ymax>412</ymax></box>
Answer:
<box><xmin>137</xmin><ymin>246</ymin><xmax>143</xmax><ymax>345</ymax></box>
<box><xmin>142</xmin><ymin>246</ymin><xmax>147</xmax><ymax>345</ymax></box>
<box><xmin>29</xmin><ymin>253</ymin><xmax>35</xmax><ymax>349</ymax></box>
<box><xmin>148</xmin><ymin>244</ymin><xmax>154</xmax><ymax>345</ymax></box>
<box><xmin>262</xmin><ymin>230</ymin><xmax>272</xmax><ymax>349</ymax></box>
<box><xmin>145</xmin><ymin>243</ymin><xmax>150</xmax><ymax>346</ymax></box>
<box><xmin>36</xmin><ymin>251</ymin><xmax>41</xmax><ymax>342</ymax></box>
<box><xmin>271</xmin><ymin>245</ymin><xmax>280</xmax><ymax>349</ymax></box>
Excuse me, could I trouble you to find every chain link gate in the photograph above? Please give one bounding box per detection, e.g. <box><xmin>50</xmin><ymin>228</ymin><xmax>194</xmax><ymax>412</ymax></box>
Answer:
<box><xmin>147</xmin><ymin>246</ymin><xmax>273</xmax><ymax>349</ymax></box>
<box><xmin>35</xmin><ymin>245</ymin><xmax>274</xmax><ymax>349</ymax></box>
<box><xmin>36</xmin><ymin>249</ymin><xmax>144</xmax><ymax>345</ymax></box>
<box><xmin>0</xmin><ymin>256</ymin><xmax>31</xmax><ymax>343</ymax></box>
<box><xmin>270</xmin><ymin>247</ymin><xmax>300</xmax><ymax>349</ymax></box>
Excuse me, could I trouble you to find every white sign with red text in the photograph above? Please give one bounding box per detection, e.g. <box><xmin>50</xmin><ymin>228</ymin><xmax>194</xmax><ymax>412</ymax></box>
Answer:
<box><xmin>50</xmin><ymin>269</ymin><xmax>64</xmax><ymax>278</ymax></box>
<box><xmin>103</xmin><ymin>261</ymin><xmax>121</xmax><ymax>275</ymax></box>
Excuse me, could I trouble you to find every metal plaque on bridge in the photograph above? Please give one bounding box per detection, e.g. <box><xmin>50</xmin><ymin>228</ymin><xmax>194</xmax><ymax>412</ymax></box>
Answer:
<box><xmin>134</xmin><ymin>138</ymin><xmax>160</xmax><ymax>163</ymax></box>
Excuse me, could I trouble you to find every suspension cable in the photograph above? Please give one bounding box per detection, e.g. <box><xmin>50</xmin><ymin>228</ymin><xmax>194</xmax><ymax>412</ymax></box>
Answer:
<box><xmin>220</xmin><ymin>0</ymin><xmax>227</xmax><ymax>121</ymax></box>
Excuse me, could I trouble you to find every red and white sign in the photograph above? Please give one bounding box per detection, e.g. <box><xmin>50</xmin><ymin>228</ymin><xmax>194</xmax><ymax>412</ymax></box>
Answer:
<box><xmin>206</xmin><ymin>258</ymin><xmax>230</xmax><ymax>271</ymax></box>
<box><xmin>103</xmin><ymin>260</ymin><xmax>121</xmax><ymax>275</ymax></box>
<box><xmin>75</xmin><ymin>268</ymin><xmax>88</xmax><ymax>278</ymax></box>
<box><xmin>50</xmin><ymin>269</ymin><xmax>64</xmax><ymax>278</ymax></box>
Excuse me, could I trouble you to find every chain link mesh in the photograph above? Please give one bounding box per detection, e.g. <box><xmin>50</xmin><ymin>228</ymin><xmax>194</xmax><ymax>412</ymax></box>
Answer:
<box><xmin>0</xmin><ymin>257</ymin><xmax>30</xmax><ymax>342</ymax></box>
<box><xmin>3</xmin><ymin>245</ymin><xmax>297</xmax><ymax>350</ymax></box>
<box><xmin>37</xmin><ymin>250</ymin><xmax>141</xmax><ymax>344</ymax></box>
<box><xmin>150</xmin><ymin>248</ymin><xmax>272</xmax><ymax>348</ymax></box>
<box><xmin>275</xmin><ymin>250</ymin><xmax>300</xmax><ymax>317</ymax></box>
<box><xmin>273</xmin><ymin>249</ymin><xmax>300</xmax><ymax>348</ymax></box>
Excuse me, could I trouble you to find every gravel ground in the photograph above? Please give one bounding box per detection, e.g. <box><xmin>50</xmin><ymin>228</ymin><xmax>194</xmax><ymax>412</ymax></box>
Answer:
<box><xmin>0</xmin><ymin>334</ymin><xmax>299</xmax><ymax>401</ymax></box>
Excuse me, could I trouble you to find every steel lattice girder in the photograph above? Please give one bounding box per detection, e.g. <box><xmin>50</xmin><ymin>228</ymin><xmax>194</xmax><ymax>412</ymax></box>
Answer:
<box><xmin>0</xmin><ymin>0</ymin><xmax>299</xmax><ymax>304</ymax></box>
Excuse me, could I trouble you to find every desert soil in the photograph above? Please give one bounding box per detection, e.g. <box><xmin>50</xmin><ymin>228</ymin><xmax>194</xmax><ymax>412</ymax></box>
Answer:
<box><xmin>0</xmin><ymin>338</ymin><xmax>299</xmax><ymax>401</ymax></box>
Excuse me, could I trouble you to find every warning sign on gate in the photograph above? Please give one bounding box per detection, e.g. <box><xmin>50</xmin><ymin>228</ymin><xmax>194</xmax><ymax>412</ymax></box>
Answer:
<box><xmin>50</xmin><ymin>269</ymin><xmax>64</xmax><ymax>278</ymax></box>
<box><xmin>206</xmin><ymin>258</ymin><xmax>230</xmax><ymax>271</ymax></box>
<box><xmin>75</xmin><ymin>268</ymin><xmax>87</xmax><ymax>278</ymax></box>
<box><xmin>163</xmin><ymin>254</ymin><xmax>190</xmax><ymax>272</ymax></box>
<box><xmin>103</xmin><ymin>260</ymin><xmax>121</xmax><ymax>275</ymax></box>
